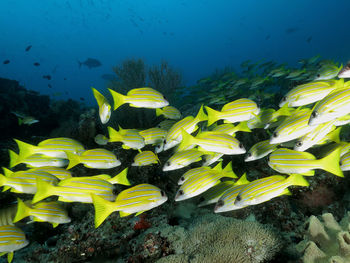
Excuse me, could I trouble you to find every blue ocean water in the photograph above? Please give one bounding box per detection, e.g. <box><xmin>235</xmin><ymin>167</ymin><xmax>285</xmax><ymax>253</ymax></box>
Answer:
<box><xmin>1</xmin><ymin>0</ymin><xmax>350</xmax><ymax>103</ymax></box>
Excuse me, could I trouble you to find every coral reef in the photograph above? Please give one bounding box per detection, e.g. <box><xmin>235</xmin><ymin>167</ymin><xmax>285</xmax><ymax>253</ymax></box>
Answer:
<box><xmin>296</xmin><ymin>212</ymin><xmax>350</xmax><ymax>263</ymax></box>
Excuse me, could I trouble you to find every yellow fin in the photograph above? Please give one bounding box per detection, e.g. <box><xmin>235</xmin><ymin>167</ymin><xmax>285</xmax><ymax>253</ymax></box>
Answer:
<box><xmin>285</xmin><ymin>174</ymin><xmax>309</xmax><ymax>187</ymax></box>
<box><xmin>205</xmin><ymin>106</ymin><xmax>220</xmax><ymax>126</ymax></box>
<box><xmin>52</xmin><ymin>222</ymin><xmax>59</xmax><ymax>228</ymax></box>
<box><xmin>8</xmin><ymin>150</ymin><xmax>19</xmax><ymax>168</ymax></box>
<box><xmin>235</xmin><ymin>121</ymin><xmax>252</xmax><ymax>133</ymax></box>
<box><xmin>119</xmin><ymin>211</ymin><xmax>132</xmax><ymax>217</ymax></box>
<box><xmin>91</xmin><ymin>87</ymin><xmax>106</xmax><ymax>108</ymax></box>
<box><xmin>2</xmin><ymin>167</ymin><xmax>13</xmax><ymax>177</ymax></box>
<box><xmin>156</xmin><ymin>108</ymin><xmax>163</xmax><ymax>117</ymax></box>
<box><xmin>65</xmin><ymin>151</ymin><xmax>81</xmax><ymax>170</ymax></box>
<box><xmin>135</xmin><ymin>211</ymin><xmax>145</xmax><ymax>217</ymax></box>
<box><xmin>8</xmin><ymin>252</ymin><xmax>14</xmax><ymax>263</ymax></box>
<box><xmin>14</xmin><ymin>139</ymin><xmax>37</xmax><ymax>164</ymax></box>
<box><xmin>108</xmin><ymin>168</ymin><xmax>130</xmax><ymax>186</ymax></box>
<box><xmin>108</xmin><ymin>89</ymin><xmax>127</xmax><ymax>110</ymax></box>
<box><xmin>107</xmin><ymin>126</ymin><xmax>123</xmax><ymax>142</ymax></box>
<box><xmin>91</xmin><ymin>194</ymin><xmax>115</xmax><ymax>228</ymax></box>
<box><xmin>222</xmin><ymin>161</ymin><xmax>237</xmax><ymax>178</ymax></box>
<box><xmin>318</xmin><ymin>148</ymin><xmax>343</xmax><ymax>177</ymax></box>
<box><xmin>32</xmin><ymin>179</ymin><xmax>57</xmax><ymax>203</ymax></box>
<box><xmin>13</xmin><ymin>198</ymin><xmax>31</xmax><ymax>223</ymax></box>
<box><xmin>194</xmin><ymin>105</ymin><xmax>207</xmax><ymax>123</ymax></box>
<box><xmin>235</xmin><ymin>173</ymin><xmax>249</xmax><ymax>186</ymax></box>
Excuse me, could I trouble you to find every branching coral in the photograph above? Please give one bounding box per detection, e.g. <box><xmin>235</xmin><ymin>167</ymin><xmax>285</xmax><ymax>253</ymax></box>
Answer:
<box><xmin>296</xmin><ymin>212</ymin><xmax>350</xmax><ymax>263</ymax></box>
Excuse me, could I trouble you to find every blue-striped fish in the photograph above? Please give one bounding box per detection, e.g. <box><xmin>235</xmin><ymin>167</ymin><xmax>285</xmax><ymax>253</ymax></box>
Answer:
<box><xmin>268</xmin><ymin>148</ymin><xmax>343</xmax><ymax>177</ymax></box>
<box><xmin>211</xmin><ymin>121</ymin><xmax>251</xmax><ymax>135</ymax></box>
<box><xmin>29</xmin><ymin>166</ymin><xmax>72</xmax><ymax>180</ymax></box>
<box><xmin>340</xmin><ymin>151</ymin><xmax>350</xmax><ymax>171</ymax></box>
<box><xmin>108</xmin><ymin>126</ymin><xmax>145</xmax><ymax>150</ymax></box>
<box><xmin>13</xmin><ymin>137</ymin><xmax>84</xmax><ymax>163</ymax></box>
<box><xmin>205</xmin><ymin>98</ymin><xmax>260</xmax><ymax>126</ymax></box>
<box><xmin>233</xmin><ymin>174</ymin><xmax>309</xmax><ymax>208</ymax></box>
<box><xmin>175</xmin><ymin>162</ymin><xmax>237</xmax><ymax>201</ymax></box>
<box><xmin>214</xmin><ymin>173</ymin><xmax>251</xmax><ymax>213</ymax></box>
<box><xmin>0</xmin><ymin>205</ymin><xmax>18</xmax><ymax>227</ymax></box>
<box><xmin>279</xmin><ymin>80</ymin><xmax>342</xmax><ymax>107</ymax></box>
<box><xmin>0</xmin><ymin>169</ymin><xmax>59</xmax><ymax>194</ymax></box>
<box><xmin>109</xmin><ymin>87</ymin><xmax>169</xmax><ymax>110</ymax></box>
<box><xmin>65</xmin><ymin>148</ymin><xmax>121</xmax><ymax>169</ymax></box>
<box><xmin>178</xmin><ymin>162</ymin><xmax>222</xmax><ymax>185</ymax></box>
<box><xmin>139</xmin><ymin>128</ymin><xmax>167</xmax><ymax>145</ymax></box>
<box><xmin>178</xmin><ymin>130</ymin><xmax>246</xmax><ymax>155</ymax></box>
<box><xmin>132</xmin><ymin>151</ymin><xmax>159</xmax><ymax>166</ymax></box>
<box><xmin>0</xmin><ymin>225</ymin><xmax>29</xmax><ymax>263</ymax></box>
<box><xmin>163</xmin><ymin>105</ymin><xmax>207</xmax><ymax>151</ymax></box>
<box><xmin>156</xmin><ymin>106</ymin><xmax>181</xmax><ymax>120</ymax></box>
<box><xmin>202</xmin><ymin>152</ymin><xmax>224</xmax><ymax>166</ymax></box>
<box><xmin>92</xmin><ymin>184</ymin><xmax>168</xmax><ymax>228</ymax></box>
<box><xmin>245</xmin><ymin>140</ymin><xmax>278</xmax><ymax>162</ymax></box>
<box><xmin>338</xmin><ymin>63</ymin><xmax>350</xmax><ymax>78</ymax></box>
<box><xmin>94</xmin><ymin>134</ymin><xmax>109</xmax><ymax>145</ymax></box>
<box><xmin>198</xmin><ymin>181</ymin><xmax>236</xmax><ymax>207</ymax></box>
<box><xmin>9</xmin><ymin>151</ymin><xmax>68</xmax><ymax>168</ymax></box>
<box><xmin>314</xmin><ymin>63</ymin><xmax>343</xmax><ymax>80</ymax></box>
<box><xmin>13</xmin><ymin>199</ymin><xmax>71</xmax><ymax>227</ymax></box>
<box><xmin>309</xmin><ymin>88</ymin><xmax>350</xmax><ymax>126</ymax></box>
<box><xmin>162</xmin><ymin>149</ymin><xmax>206</xmax><ymax>171</ymax></box>
<box><xmin>92</xmin><ymin>87</ymin><xmax>111</xmax><ymax>124</ymax></box>
<box><xmin>157</xmin><ymin>120</ymin><xmax>177</xmax><ymax>130</ymax></box>
<box><xmin>270</xmin><ymin>108</ymin><xmax>316</xmax><ymax>144</ymax></box>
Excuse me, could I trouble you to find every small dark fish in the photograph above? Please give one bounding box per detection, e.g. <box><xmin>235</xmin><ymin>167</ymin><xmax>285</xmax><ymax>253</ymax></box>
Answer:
<box><xmin>80</xmin><ymin>97</ymin><xmax>85</xmax><ymax>101</ymax></box>
<box><xmin>3</xmin><ymin>60</ymin><xmax>10</xmax><ymax>64</ymax></box>
<box><xmin>48</xmin><ymin>84</ymin><xmax>52</xmax><ymax>89</ymax></box>
<box><xmin>43</xmin><ymin>75</ymin><xmax>52</xmax><ymax>80</ymax></box>
<box><xmin>285</xmin><ymin>27</ymin><xmax>299</xmax><ymax>34</ymax></box>
<box><xmin>25</xmin><ymin>45</ymin><xmax>32</xmax><ymax>52</ymax></box>
<box><xmin>163</xmin><ymin>32</ymin><xmax>167</xmax><ymax>35</ymax></box>
<box><xmin>306</xmin><ymin>36</ymin><xmax>312</xmax><ymax>43</ymax></box>
<box><xmin>78</xmin><ymin>58</ymin><xmax>102</xmax><ymax>69</ymax></box>
<box><xmin>64</xmin><ymin>78</ymin><xmax>67</xmax><ymax>80</ymax></box>
<box><xmin>265</xmin><ymin>34</ymin><xmax>270</xmax><ymax>40</ymax></box>
<box><xmin>34</xmin><ymin>62</ymin><xmax>40</xmax><ymax>66</ymax></box>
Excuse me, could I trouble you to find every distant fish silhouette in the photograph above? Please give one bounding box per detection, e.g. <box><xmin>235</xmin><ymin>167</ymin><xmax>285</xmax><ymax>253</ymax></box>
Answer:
<box><xmin>80</xmin><ymin>97</ymin><xmax>85</xmax><ymax>101</ymax></box>
<box><xmin>3</xmin><ymin>60</ymin><xmax>10</xmax><ymax>64</ymax></box>
<box><xmin>78</xmin><ymin>58</ymin><xmax>102</xmax><ymax>69</ymax></box>
<box><xmin>25</xmin><ymin>45</ymin><xmax>32</xmax><ymax>52</ymax></box>
<box><xmin>33</xmin><ymin>62</ymin><xmax>40</xmax><ymax>66</ymax></box>
<box><xmin>265</xmin><ymin>34</ymin><xmax>271</xmax><ymax>40</ymax></box>
<box><xmin>285</xmin><ymin>27</ymin><xmax>299</xmax><ymax>34</ymax></box>
<box><xmin>306</xmin><ymin>36</ymin><xmax>312</xmax><ymax>43</ymax></box>
<box><xmin>48</xmin><ymin>84</ymin><xmax>52</xmax><ymax>89</ymax></box>
<box><xmin>43</xmin><ymin>75</ymin><xmax>51</xmax><ymax>80</ymax></box>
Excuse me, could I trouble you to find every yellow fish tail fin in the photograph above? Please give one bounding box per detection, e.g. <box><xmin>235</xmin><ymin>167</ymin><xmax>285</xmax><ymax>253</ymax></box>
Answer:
<box><xmin>236</xmin><ymin>121</ymin><xmax>252</xmax><ymax>133</ymax></box>
<box><xmin>235</xmin><ymin>173</ymin><xmax>249</xmax><ymax>185</ymax></box>
<box><xmin>155</xmin><ymin>108</ymin><xmax>163</xmax><ymax>117</ymax></box>
<box><xmin>205</xmin><ymin>106</ymin><xmax>221</xmax><ymax>126</ymax></box>
<box><xmin>13</xmin><ymin>198</ymin><xmax>31</xmax><ymax>223</ymax></box>
<box><xmin>0</xmin><ymin>174</ymin><xmax>7</xmax><ymax>188</ymax></box>
<box><xmin>327</xmin><ymin>127</ymin><xmax>341</xmax><ymax>144</ymax></box>
<box><xmin>8</xmin><ymin>150</ymin><xmax>19</xmax><ymax>168</ymax></box>
<box><xmin>212</xmin><ymin>161</ymin><xmax>223</xmax><ymax>171</ymax></box>
<box><xmin>107</xmin><ymin>126</ymin><xmax>123</xmax><ymax>142</ymax></box>
<box><xmin>2</xmin><ymin>167</ymin><xmax>13</xmax><ymax>177</ymax></box>
<box><xmin>109</xmin><ymin>89</ymin><xmax>127</xmax><ymax>110</ymax></box>
<box><xmin>222</xmin><ymin>161</ymin><xmax>237</xmax><ymax>178</ymax></box>
<box><xmin>109</xmin><ymin>168</ymin><xmax>130</xmax><ymax>186</ymax></box>
<box><xmin>91</xmin><ymin>194</ymin><xmax>115</xmax><ymax>228</ymax></box>
<box><xmin>286</xmin><ymin>174</ymin><xmax>309</xmax><ymax>187</ymax></box>
<box><xmin>32</xmin><ymin>179</ymin><xmax>56</xmax><ymax>203</ymax></box>
<box><xmin>7</xmin><ymin>252</ymin><xmax>14</xmax><ymax>263</ymax></box>
<box><xmin>91</xmin><ymin>87</ymin><xmax>105</xmax><ymax>107</ymax></box>
<box><xmin>195</xmin><ymin>105</ymin><xmax>207</xmax><ymax>123</ymax></box>
<box><xmin>14</xmin><ymin>139</ymin><xmax>37</xmax><ymax>162</ymax></box>
<box><xmin>65</xmin><ymin>151</ymin><xmax>81</xmax><ymax>170</ymax></box>
<box><xmin>318</xmin><ymin>148</ymin><xmax>343</xmax><ymax>177</ymax></box>
<box><xmin>178</xmin><ymin>130</ymin><xmax>197</xmax><ymax>151</ymax></box>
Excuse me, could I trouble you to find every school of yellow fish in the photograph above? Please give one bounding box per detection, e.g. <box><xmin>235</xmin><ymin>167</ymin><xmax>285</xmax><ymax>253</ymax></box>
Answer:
<box><xmin>0</xmin><ymin>60</ymin><xmax>350</xmax><ymax>262</ymax></box>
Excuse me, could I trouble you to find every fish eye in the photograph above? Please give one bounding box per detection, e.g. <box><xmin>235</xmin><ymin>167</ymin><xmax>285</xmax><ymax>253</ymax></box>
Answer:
<box><xmin>164</xmin><ymin>96</ymin><xmax>167</xmax><ymax>100</ymax></box>
<box><xmin>216</xmin><ymin>200</ymin><xmax>224</xmax><ymax>208</ymax></box>
<box><xmin>317</xmin><ymin>74</ymin><xmax>320</xmax><ymax>77</ymax></box>
<box><xmin>282</xmin><ymin>96</ymin><xmax>286</xmax><ymax>102</ymax></box>
<box><xmin>311</xmin><ymin>111</ymin><xmax>318</xmax><ymax>118</ymax></box>
<box><xmin>247</xmin><ymin>152</ymin><xmax>252</xmax><ymax>158</ymax></box>
<box><xmin>166</xmin><ymin>161</ymin><xmax>170</xmax><ymax>166</ymax></box>
<box><xmin>164</xmin><ymin>140</ymin><xmax>167</xmax><ymax>144</ymax></box>
<box><xmin>296</xmin><ymin>141</ymin><xmax>303</xmax><ymax>147</ymax></box>
<box><xmin>272</xmin><ymin>132</ymin><xmax>278</xmax><ymax>138</ymax></box>
<box><xmin>180</xmin><ymin>176</ymin><xmax>185</xmax><ymax>182</ymax></box>
<box><xmin>239</xmin><ymin>143</ymin><xmax>244</xmax><ymax>149</ymax></box>
<box><xmin>160</xmin><ymin>190</ymin><xmax>165</xmax><ymax>197</ymax></box>
<box><xmin>340</xmin><ymin>160</ymin><xmax>342</xmax><ymax>166</ymax></box>
<box><xmin>178</xmin><ymin>190</ymin><xmax>184</xmax><ymax>195</ymax></box>
<box><xmin>236</xmin><ymin>195</ymin><xmax>242</xmax><ymax>202</ymax></box>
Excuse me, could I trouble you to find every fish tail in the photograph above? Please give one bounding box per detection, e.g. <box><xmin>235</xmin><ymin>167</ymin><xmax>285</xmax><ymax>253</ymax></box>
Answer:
<box><xmin>8</xmin><ymin>150</ymin><xmax>19</xmax><ymax>168</ymax></box>
<box><xmin>235</xmin><ymin>121</ymin><xmax>252</xmax><ymax>132</ymax></box>
<box><xmin>195</xmin><ymin>105</ymin><xmax>207</xmax><ymax>123</ymax></box>
<box><xmin>13</xmin><ymin>139</ymin><xmax>37</xmax><ymax>165</ymax></box>
<box><xmin>91</xmin><ymin>194</ymin><xmax>115</xmax><ymax>228</ymax></box>
<box><xmin>109</xmin><ymin>168</ymin><xmax>130</xmax><ymax>186</ymax></box>
<box><xmin>13</xmin><ymin>198</ymin><xmax>31</xmax><ymax>223</ymax></box>
<box><xmin>235</xmin><ymin>173</ymin><xmax>249</xmax><ymax>185</ymax></box>
<box><xmin>222</xmin><ymin>161</ymin><xmax>237</xmax><ymax>178</ymax></box>
<box><xmin>2</xmin><ymin>167</ymin><xmax>13</xmax><ymax>177</ymax></box>
<box><xmin>205</xmin><ymin>106</ymin><xmax>221</xmax><ymax>126</ymax></box>
<box><xmin>107</xmin><ymin>126</ymin><xmax>123</xmax><ymax>142</ymax></box>
<box><xmin>65</xmin><ymin>151</ymin><xmax>81</xmax><ymax>170</ymax></box>
<box><xmin>32</xmin><ymin>179</ymin><xmax>56</xmax><ymax>203</ymax></box>
<box><xmin>212</xmin><ymin>161</ymin><xmax>223</xmax><ymax>171</ymax></box>
<box><xmin>108</xmin><ymin>89</ymin><xmax>126</xmax><ymax>110</ymax></box>
<box><xmin>0</xmin><ymin>174</ymin><xmax>7</xmax><ymax>188</ymax></box>
<box><xmin>155</xmin><ymin>108</ymin><xmax>163</xmax><ymax>117</ymax></box>
<box><xmin>7</xmin><ymin>252</ymin><xmax>14</xmax><ymax>263</ymax></box>
<box><xmin>286</xmin><ymin>174</ymin><xmax>309</xmax><ymax>187</ymax></box>
<box><xmin>318</xmin><ymin>148</ymin><xmax>343</xmax><ymax>177</ymax></box>
<box><xmin>178</xmin><ymin>130</ymin><xmax>197</xmax><ymax>151</ymax></box>
<box><xmin>327</xmin><ymin>127</ymin><xmax>341</xmax><ymax>144</ymax></box>
<box><xmin>91</xmin><ymin>87</ymin><xmax>105</xmax><ymax>108</ymax></box>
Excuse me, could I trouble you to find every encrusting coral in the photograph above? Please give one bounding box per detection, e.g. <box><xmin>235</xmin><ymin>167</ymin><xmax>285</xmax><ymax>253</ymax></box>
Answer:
<box><xmin>155</xmin><ymin>213</ymin><xmax>281</xmax><ymax>263</ymax></box>
<box><xmin>296</xmin><ymin>212</ymin><xmax>350</xmax><ymax>263</ymax></box>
